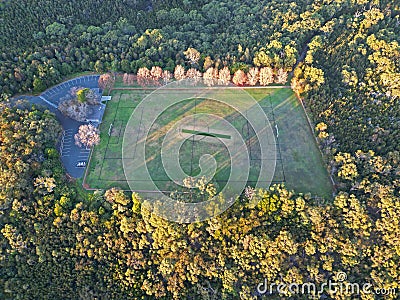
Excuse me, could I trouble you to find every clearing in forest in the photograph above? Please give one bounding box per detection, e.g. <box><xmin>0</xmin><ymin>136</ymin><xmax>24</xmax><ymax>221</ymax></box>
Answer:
<box><xmin>85</xmin><ymin>85</ymin><xmax>332</xmax><ymax>199</ymax></box>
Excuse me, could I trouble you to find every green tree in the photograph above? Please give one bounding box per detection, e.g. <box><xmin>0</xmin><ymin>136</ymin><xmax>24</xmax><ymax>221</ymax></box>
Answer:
<box><xmin>33</xmin><ymin>77</ymin><xmax>46</xmax><ymax>93</ymax></box>
<box><xmin>76</xmin><ymin>88</ymin><xmax>89</xmax><ymax>103</ymax></box>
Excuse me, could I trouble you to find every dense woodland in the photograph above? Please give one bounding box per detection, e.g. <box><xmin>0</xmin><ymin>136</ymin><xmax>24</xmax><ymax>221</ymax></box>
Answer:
<box><xmin>0</xmin><ymin>0</ymin><xmax>399</xmax><ymax>299</ymax></box>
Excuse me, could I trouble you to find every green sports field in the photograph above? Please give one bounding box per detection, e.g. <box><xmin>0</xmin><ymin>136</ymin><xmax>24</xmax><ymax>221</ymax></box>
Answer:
<box><xmin>247</xmin><ymin>88</ymin><xmax>333</xmax><ymax>198</ymax></box>
<box><xmin>85</xmin><ymin>87</ymin><xmax>333</xmax><ymax>199</ymax></box>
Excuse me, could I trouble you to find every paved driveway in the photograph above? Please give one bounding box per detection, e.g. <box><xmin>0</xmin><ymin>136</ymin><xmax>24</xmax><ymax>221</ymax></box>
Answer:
<box><xmin>17</xmin><ymin>75</ymin><xmax>102</xmax><ymax>178</ymax></box>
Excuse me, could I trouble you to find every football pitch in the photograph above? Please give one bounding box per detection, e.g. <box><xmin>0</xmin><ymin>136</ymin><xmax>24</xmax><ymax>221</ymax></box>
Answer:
<box><xmin>85</xmin><ymin>87</ymin><xmax>333</xmax><ymax>199</ymax></box>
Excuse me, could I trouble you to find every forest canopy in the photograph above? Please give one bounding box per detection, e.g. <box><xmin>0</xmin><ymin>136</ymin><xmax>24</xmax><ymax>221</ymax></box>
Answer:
<box><xmin>0</xmin><ymin>0</ymin><xmax>399</xmax><ymax>299</ymax></box>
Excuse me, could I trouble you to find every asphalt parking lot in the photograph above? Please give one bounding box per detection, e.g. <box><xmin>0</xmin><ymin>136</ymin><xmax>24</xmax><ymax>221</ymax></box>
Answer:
<box><xmin>60</xmin><ymin>129</ymin><xmax>74</xmax><ymax>157</ymax></box>
<box><xmin>60</xmin><ymin>129</ymin><xmax>90</xmax><ymax>160</ymax></box>
<box><xmin>42</xmin><ymin>75</ymin><xmax>100</xmax><ymax>106</ymax></box>
<box><xmin>18</xmin><ymin>75</ymin><xmax>102</xmax><ymax>178</ymax></box>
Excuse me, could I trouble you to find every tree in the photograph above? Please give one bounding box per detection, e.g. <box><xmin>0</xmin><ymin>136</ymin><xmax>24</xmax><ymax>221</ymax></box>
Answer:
<box><xmin>184</xmin><ymin>47</ymin><xmax>200</xmax><ymax>66</ymax></box>
<box><xmin>123</xmin><ymin>73</ymin><xmax>129</xmax><ymax>85</ymax></box>
<box><xmin>45</xmin><ymin>22</ymin><xmax>67</xmax><ymax>37</ymax></box>
<box><xmin>247</xmin><ymin>67</ymin><xmax>259</xmax><ymax>86</ymax></box>
<box><xmin>137</xmin><ymin>67</ymin><xmax>151</xmax><ymax>79</ymax></box>
<box><xmin>203</xmin><ymin>56</ymin><xmax>214</xmax><ymax>70</ymax></box>
<box><xmin>1</xmin><ymin>2</ymin><xmax>400</xmax><ymax>298</ymax></box>
<box><xmin>33</xmin><ymin>77</ymin><xmax>46</xmax><ymax>93</ymax></box>
<box><xmin>291</xmin><ymin>77</ymin><xmax>301</xmax><ymax>95</ymax></box>
<box><xmin>218</xmin><ymin>67</ymin><xmax>231</xmax><ymax>85</ymax></box>
<box><xmin>293</xmin><ymin>65</ymin><xmax>325</xmax><ymax>93</ymax></box>
<box><xmin>150</xmin><ymin>66</ymin><xmax>163</xmax><ymax>81</ymax></box>
<box><xmin>253</xmin><ymin>50</ymin><xmax>273</xmax><ymax>67</ymax></box>
<box><xmin>94</xmin><ymin>60</ymin><xmax>104</xmax><ymax>73</ymax></box>
<box><xmin>174</xmin><ymin>65</ymin><xmax>186</xmax><ymax>81</ymax></box>
<box><xmin>283</xmin><ymin>45</ymin><xmax>298</xmax><ymax>69</ymax></box>
<box><xmin>186</xmin><ymin>68</ymin><xmax>202</xmax><ymax>80</ymax></box>
<box><xmin>203</xmin><ymin>67</ymin><xmax>216</xmax><ymax>86</ymax></box>
<box><xmin>0</xmin><ymin>103</ymin><xmax>61</xmax><ymax>210</ymax></box>
<box><xmin>275</xmin><ymin>68</ymin><xmax>288</xmax><ymax>84</ymax></box>
<box><xmin>59</xmin><ymin>99</ymin><xmax>88</xmax><ymax>121</ymax></box>
<box><xmin>58</xmin><ymin>87</ymin><xmax>100</xmax><ymax>121</ymax></box>
<box><xmin>34</xmin><ymin>176</ymin><xmax>56</xmax><ymax>194</ymax></box>
<box><xmin>85</xmin><ymin>88</ymin><xmax>100</xmax><ymax>105</ymax></box>
<box><xmin>74</xmin><ymin>124</ymin><xmax>100</xmax><ymax>149</ymax></box>
<box><xmin>98</xmin><ymin>73</ymin><xmax>114</xmax><ymax>91</ymax></box>
<box><xmin>122</xmin><ymin>73</ymin><xmax>135</xmax><ymax>85</ymax></box>
<box><xmin>232</xmin><ymin>70</ymin><xmax>247</xmax><ymax>86</ymax></box>
<box><xmin>334</xmin><ymin>153</ymin><xmax>359</xmax><ymax>181</ymax></box>
<box><xmin>162</xmin><ymin>70</ymin><xmax>172</xmax><ymax>84</ymax></box>
<box><xmin>259</xmin><ymin>67</ymin><xmax>274</xmax><ymax>86</ymax></box>
<box><xmin>137</xmin><ymin>67</ymin><xmax>151</xmax><ymax>86</ymax></box>
<box><xmin>76</xmin><ymin>88</ymin><xmax>89</xmax><ymax>103</ymax></box>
